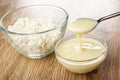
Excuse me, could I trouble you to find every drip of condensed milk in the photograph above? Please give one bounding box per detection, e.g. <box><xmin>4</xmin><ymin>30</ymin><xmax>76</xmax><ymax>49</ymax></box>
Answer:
<box><xmin>68</xmin><ymin>18</ymin><xmax>98</xmax><ymax>50</ymax></box>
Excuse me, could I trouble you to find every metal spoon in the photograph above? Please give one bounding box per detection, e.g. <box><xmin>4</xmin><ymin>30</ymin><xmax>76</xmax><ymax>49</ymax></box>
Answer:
<box><xmin>73</xmin><ymin>11</ymin><xmax>120</xmax><ymax>34</ymax></box>
<box><xmin>97</xmin><ymin>11</ymin><xmax>120</xmax><ymax>23</ymax></box>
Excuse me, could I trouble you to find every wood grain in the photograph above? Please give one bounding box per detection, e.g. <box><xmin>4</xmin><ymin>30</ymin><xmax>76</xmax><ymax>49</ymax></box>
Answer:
<box><xmin>0</xmin><ymin>0</ymin><xmax>120</xmax><ymax>80</ymax></box>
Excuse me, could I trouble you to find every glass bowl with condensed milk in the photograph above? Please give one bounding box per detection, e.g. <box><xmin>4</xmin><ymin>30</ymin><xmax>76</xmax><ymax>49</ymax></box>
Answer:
<box><xmin>55</xmin><ymin>34</ymin><xmax>107</xmax><ymax>74</ymax></box>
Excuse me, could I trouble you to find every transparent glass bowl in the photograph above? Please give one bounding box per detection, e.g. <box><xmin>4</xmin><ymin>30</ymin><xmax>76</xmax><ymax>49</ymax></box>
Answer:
<box><xmin>55</xmin><ymin>34</ymin><xmax>107</xmax><ymax>73</ymax></box>
<box><xmin>0</xmin><ymin>5</ymin><xmax>68</xmax><ymax>59</ymax></box>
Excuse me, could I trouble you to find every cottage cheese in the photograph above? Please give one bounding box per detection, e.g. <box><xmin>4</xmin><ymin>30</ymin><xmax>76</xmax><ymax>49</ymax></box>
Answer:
<box><xmin>8</xmin><ymin>17</ymin><xmax>61</xmax><ymax>54</ymax></box>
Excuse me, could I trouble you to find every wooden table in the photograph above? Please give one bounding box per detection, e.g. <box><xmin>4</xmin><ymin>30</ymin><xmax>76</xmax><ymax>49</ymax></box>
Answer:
<box><xmin>0</xmin><ymin>0</ymin><xmax>120</xmax><ymax>80</ymax></box>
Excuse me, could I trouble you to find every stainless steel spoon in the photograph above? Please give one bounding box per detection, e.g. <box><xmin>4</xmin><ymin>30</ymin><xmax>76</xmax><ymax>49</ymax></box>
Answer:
<box><xmin>97</xmin><ymin>11</ymin><xmax>120</xmax><ymax>23</ymax></box>
<box><xmin>75</xmin><ymin>11</ymin><xmax>120</xmax><ymax>33</ymax></box>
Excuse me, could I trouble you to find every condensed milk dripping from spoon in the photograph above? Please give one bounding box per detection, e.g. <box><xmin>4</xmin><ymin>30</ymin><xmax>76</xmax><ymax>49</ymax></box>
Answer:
<box><xmin>68</xmin><ymin>11</ymin><xmax>120</xmax><ymax>50</ymax></box>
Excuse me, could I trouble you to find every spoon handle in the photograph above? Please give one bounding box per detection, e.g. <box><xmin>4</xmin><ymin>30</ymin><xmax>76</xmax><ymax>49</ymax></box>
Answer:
<box><xmin>98</xmin><ymin>11</ymin><xmax>120</xmax><ymax>23</ymax></box>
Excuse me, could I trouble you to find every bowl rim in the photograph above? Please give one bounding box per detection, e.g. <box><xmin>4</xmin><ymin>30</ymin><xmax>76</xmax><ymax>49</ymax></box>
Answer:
<box><xmin>0</xmin><ymin>4</ymin><xmax>69</xmax><ymax>35</ymax></box>
<box><xmin>55</xmin><ymin>34</ymin><xmax>108</xmax><ymax>62</ymax></box>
